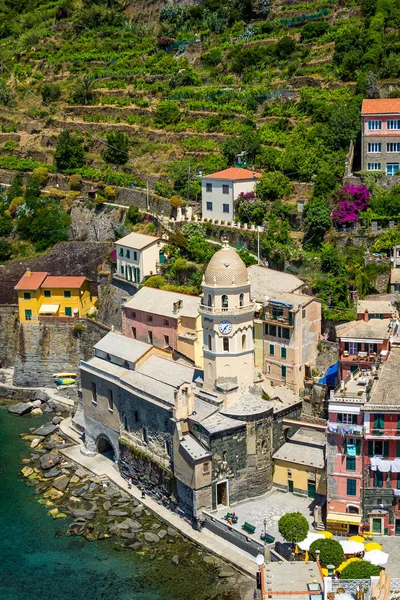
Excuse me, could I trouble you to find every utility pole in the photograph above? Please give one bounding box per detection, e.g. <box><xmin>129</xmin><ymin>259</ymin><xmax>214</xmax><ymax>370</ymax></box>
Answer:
<box><xmin>257</xmin><ymin>226</ymin><xmax>261</xmax><ymax>264</ymax></box>
<box><xmin>146</xmin><ymin>180</ymin><xmax>149</xmax><ymax>210</ymax></box>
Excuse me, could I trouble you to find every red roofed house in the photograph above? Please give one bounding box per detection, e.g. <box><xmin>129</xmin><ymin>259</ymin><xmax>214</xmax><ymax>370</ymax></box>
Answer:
<box><xmin>201</xmin><ymin>167</ymin><xmax>261</xmax><ymax>222</ymax></box>
<box><xmin>361</xmin><ymin>98</ymin><xmax>400</xmax><ymax>176</ymax></box>
<box><xmin>15</xmin><ymin>270</ymin><xmax>97</xmax><ymax>322</ymax></box>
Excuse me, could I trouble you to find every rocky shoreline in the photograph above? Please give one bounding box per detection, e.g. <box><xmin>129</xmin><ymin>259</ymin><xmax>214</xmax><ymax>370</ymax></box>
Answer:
<box><xmin>11</xmin><ymin>407</ymin><xmax>254</xmax><ymax>600</ymax></box>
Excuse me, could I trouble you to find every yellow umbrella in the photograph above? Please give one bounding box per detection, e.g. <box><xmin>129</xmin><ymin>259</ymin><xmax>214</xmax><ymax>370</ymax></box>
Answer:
<box><xmin>305</xmin><ymin>550</ymin><xmax>309</xmax><ymax>562</ymax></box>
<box><xmin>349</xmin><ymin>536</ymin><xmax>365</xmax><ymax>543</ymax></box>
<box><xmin>365</xmin><ymin>542</ymin><xmax>382</xmax><ymax>552</ymax></box>
<box><xmin>320</xmin><ymin>531</ymin><xmax>333</xmax><ymax>539</ymax></box>
<box><xmin>336</xmin><ymin>557</ymin><xmax>362</xmax><ymax>573</ymax></box>
<box><xmin>321</xmin><ymin>568</ymin><xmax>328</xmax><ymax>577</ymax></box>
<box><xmin>294</xmin><ymin>544</ymin><xmax>299</xmax><ymax>554</ymax></box>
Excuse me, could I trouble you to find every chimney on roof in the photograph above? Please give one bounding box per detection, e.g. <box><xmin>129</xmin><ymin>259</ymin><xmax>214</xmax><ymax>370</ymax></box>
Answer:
<box><xmin>26</xmin><ymin>268</ymin><xmax>31</xmax><ymax>276</ymax></box>
<box><xmin>253</xmin><ymin>172</ymin><xmax>257</xmax><ymax>179</ymax></box>
<box><xmin>364</xmin><ymin>309</ymin><xmax>369</xmax><ymax>322</ymax></box>
<box><xmin>173</xmin><ymin>300</ymin><xmax>183</xmax><ymax>314</ymax></box>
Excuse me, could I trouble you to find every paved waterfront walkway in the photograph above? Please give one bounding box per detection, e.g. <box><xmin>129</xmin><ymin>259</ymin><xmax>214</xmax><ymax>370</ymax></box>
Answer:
<box><xmin>0</xmin><ymin>367</ymin><xmax>75</xmax><ymax>408</ymax></box>
<box><xmin>59</xmin><ymin>417</ymin><xmax>258</xmax><ymax>578</ymax></box>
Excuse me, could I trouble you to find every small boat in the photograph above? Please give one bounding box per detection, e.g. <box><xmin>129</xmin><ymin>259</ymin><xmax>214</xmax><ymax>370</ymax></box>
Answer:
<box><xmin>56</xmin><ymin>378</ymin><xmax>76</xmax><ymax>385</ymax></box>
<box><xmin>53</xmin><ymin>372</ymin><xmax>77</xmax><ymax>379</ymax></box>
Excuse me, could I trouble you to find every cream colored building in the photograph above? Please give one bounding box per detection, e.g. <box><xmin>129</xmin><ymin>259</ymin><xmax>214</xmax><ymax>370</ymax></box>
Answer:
<box><xmin>249</xmin><ymin>266</ymin><xmax>321</xmax><ymax>395</ymax></box>
<box><xmin>201</xmin><ymin>167</ymin><xmax>261</xmax><ymax>222</ymax></box>
<box><xmin>199</xmin><ymin>240</ymin><xmax>255</xmax><ymax>403</ymax></box>
<box><xmin>115</xmin><ymin>232</ymin><xmax>167</xmax><ymax>285</ymax></box>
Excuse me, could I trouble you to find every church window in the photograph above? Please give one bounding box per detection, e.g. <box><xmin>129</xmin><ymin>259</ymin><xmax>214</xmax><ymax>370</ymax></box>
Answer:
<box><xmin>242</xmin><ymin>334</ymin><xmax>246</xmax><ymax>350</ymax></box>
<box><xmin>134</xmin><ymin>410</ymin><xmax>139</xmax><ymax>422</ymax></box>
<box><xmin>221</xmin><ymin>295</ymin><xmax>228</xmax><ymax>309</ymax></box>
<box><xmin>223</xmin><ymin>337</ymin><xmax>229</xmax><ymax>352</ymax></box>
<box><xmin>261</xmin><ymin>440</ymin><xmax>268</xmax><ymax>454</ymax></box>
<box><xmin>239</xmin><ymin>293</ymin><xmax>244</xmax><ymax>307</ymax></box>
<box><xmin>208</xmin><ymin>334</ymin><xmax>213</xmax><ymax>351</ymax></box>
<box><xmin>123</xmin><ymin>415</ymin><xmax>129</xmax><ymax>431</ymax></box>
<box><xmin>203</xmin><ymin>462</ymin><xmax>210</xmax><ymax>474</ymax></box>
<box><xmin>207</xmin><ymin>294</ymin><xmax>212</xmax><ymax>307</ymax></box>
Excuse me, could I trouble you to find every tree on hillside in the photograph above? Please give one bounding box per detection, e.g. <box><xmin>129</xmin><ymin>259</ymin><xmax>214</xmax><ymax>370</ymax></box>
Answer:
<box><xmin>309</xmin><ymin>538</ymin><xmax>344</xmax><ymax>568</ymax></box>
<box><xmin>303</xmin><ymin>199</ymin><xmax>332</xmax><ymax>247</ymax></box>
<box><xmin>102</xmin><ymin>131</ymin><xmax>129</xmax><ymax>165</ymax></box>
<box><xmin>278</xmin><ymin>512</ymin><xmax>308</xmax><ymax>545</ymax></box>
<box><xmin>73</xmin><ymin>75</ymin><xmax>97</xmax><ymax>105</ymax></box>
<box><xmin>341</xmin><ymin>560</ymin><xmax>380</xmax><ymax>579</ymax></box>
<box><xmin>7</xmin><ymin>172</ymin><xmax>23</xmax><ymax>202</ymax></box>
<box><xmin>155</xmin><ymin>101</ymin><xmax>181</xmax><ymax>126</ymax></box>
<box><xmin>55</xmin><ymin>130</ymin><xmax>85</xmax><ymax>172</ymax></box>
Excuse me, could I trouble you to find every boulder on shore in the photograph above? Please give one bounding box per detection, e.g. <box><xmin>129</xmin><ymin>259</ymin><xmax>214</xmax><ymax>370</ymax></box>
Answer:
<box><xmin>143</xmin><ymin>532</ymin><xmax>160</xmax><ymax>543</ymax></box>
<box><xmin>40</xmin><ymin>453</ymin><xmax>61</xmax><ymax>470</ymax></box>
<box><xmin>21</xmin><ymin>466</ymin><xmax>34</xmax><ymax>477</ymax></box>
<box><xmin>53</xmin><ymin>475</ymin><xmax>70</xmax><ymax>492</ymax></box>
<box><xmin>34</xmin><ymin>423</ymin><xmax>58</xmax><ymax>437</ymax></box>
<box><xmin>72</xmin><ymin>508</ymin><xmax>97</xmax><ymax>520</ymax></box>
<box><xmin>9</xmin><ymin>402</ymin><xmax>33</xmax><ymax>415</ymax></box>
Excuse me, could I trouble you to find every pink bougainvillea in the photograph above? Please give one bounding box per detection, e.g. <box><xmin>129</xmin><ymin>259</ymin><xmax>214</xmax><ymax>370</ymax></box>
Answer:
<box><xmin>331</xmin><ymin>185</ymin><xmax>370</xmax><ymax>224</ymax></box>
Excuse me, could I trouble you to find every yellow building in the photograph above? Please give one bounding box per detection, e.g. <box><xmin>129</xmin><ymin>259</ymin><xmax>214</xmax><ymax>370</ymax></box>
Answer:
<box><xmin>15</xmin><ymin>270</ymin><xmax>97</xmax><ymax>322</ymax></box>
<box><xmin>272</xmin><ymin>427</ymin><xmax>327</xmax><ymax>500</ymax></box>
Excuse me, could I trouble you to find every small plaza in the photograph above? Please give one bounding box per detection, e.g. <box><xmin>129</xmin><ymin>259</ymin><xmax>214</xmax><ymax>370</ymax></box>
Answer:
<box><xmin>213</xmin><ymin>489</ymin><xmax>316</xmax><ymax>543</ymax></box>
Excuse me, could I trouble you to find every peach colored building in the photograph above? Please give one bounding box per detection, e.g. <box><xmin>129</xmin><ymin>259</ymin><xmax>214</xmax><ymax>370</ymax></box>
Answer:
<box><xmin>122</xmin><ymin>287</ymin><xmax>203</xmax><ymax>368</ymax></box>
<box><xmin>336</xmin><ymin>316</ymin><xmax>392</xmax><ymax>380</ymax></box>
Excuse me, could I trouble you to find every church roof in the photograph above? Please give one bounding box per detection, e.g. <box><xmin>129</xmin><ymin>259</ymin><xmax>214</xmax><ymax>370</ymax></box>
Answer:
<box><xmin>204</xmin><ymin>242</ymin><xmax>248</xmax><ymax>287</ymax></box>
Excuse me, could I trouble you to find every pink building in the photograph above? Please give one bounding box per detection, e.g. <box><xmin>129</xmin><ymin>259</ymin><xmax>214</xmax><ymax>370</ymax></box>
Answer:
<box><xmin>122</xmin><ymin>287</ymin><xmax>202</xmax><ymax>367</ymax></box>
<box><xmin>326</xmin><ymin>370</ymin><xmax>370</xmax><ymax>536</ymax></box>
<box><xmin>336</xmin><ymin>315</ymin><xmax>391</xmax><ymax>380</ymax></box>
<box><xmin>362</xmin><ymin>98</ymin><xmax>400</xmax><ymax>176</ymax></box>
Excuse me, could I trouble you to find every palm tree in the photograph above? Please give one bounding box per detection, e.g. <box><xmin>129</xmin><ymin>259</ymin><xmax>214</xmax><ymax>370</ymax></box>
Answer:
<box><xmin>75</xmin><ymin>75</ymin><xmax>97</xmax><ymax>105</ymax></box>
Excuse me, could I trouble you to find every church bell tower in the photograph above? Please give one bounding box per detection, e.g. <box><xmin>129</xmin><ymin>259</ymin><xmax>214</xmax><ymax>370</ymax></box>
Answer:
<box><xmin>199</xmin><ymin>240</ymin><xmax>255</xmax><ymax>398</ymax></box>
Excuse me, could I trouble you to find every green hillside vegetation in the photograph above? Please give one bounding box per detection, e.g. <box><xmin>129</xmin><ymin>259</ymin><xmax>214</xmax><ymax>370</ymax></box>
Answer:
<box><xmin>0</xmin><ymin>0</ymin><xmax>398</xmax><ymax>318</ymax></box>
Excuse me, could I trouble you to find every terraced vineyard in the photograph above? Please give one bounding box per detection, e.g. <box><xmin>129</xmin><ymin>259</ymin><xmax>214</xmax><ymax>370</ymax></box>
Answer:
<box><xmin>1</xmin><ymin>0</ymin><xmax>400</xmax><ymax>319</ymax></box>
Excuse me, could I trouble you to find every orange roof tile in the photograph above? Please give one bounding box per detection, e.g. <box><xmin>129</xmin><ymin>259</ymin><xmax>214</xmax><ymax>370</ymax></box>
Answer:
<box><xmin>205</xmin><ymin>167</ymin><xmax>262</xmax><ymax>181</ymax></box>
<box><xmin>15</xmin><ymin>271</ymin><xmax>48</xmax><ymax>291</ymax></box>
<box><xmin>362</xmin><ymin>98</ymin><xmax>400</xmax><ymax>115</ymax></box>
<box><xmin>43</xmin><ymin>276</ymin><xmax>87</xmax><ymax>289</ymax></box>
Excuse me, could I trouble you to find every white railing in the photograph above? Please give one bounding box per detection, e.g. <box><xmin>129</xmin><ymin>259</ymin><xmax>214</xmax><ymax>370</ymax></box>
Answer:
<box><xmin>198</xmin><ymin>303</ymin><xmax>254</xmax><ymax>314</ymax></box>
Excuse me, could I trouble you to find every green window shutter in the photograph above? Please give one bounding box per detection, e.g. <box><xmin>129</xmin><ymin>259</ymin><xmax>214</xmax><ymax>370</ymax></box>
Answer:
<box><xmin>373</xmin><ymin>471</ymin><xmax>383</xmax><ymax>487</ymax></box>
<box><xmin>373</xmin><ymin>414</ymin><xmax>384</xmax><ymax>435</ymax></box>
<box><xmin>344</xmin><ymin>439</ymin><xmax>347</xmax><ymax>454</ymax></box>
<box><xmin>397</xmin><ymin>416</ymin><xmax>400</xmax><ymax>434</ymax></box>
<box><xmin>269</xmin><ymin>344</ymin><xmax>274</xmax><ymax>356</ymax></box>
<box><xmin>397</xmin><ymin>473</ymin><xmax>400</xmax><ymax>489</ymax></box>
<box><xmin>383</xmin><ymin>441</ymin><xmax>390</xmax><ymax>458</ymax></box>
<box><xmin>397</xmin><ymin>441</ymin><xmax>400</xmax><ymax>458</ymax></box>
<box><xmin>281</xmin><ymin>365</ymin><xmax>287</xmax><ymax>378</ymax></box>
<box><xmin>368</xmin><ymin>441</ymin><xmax>374</xmax><ymax>457</ymax></box>
<box><xmin>346</xmin><ymin>457</ymin><xmax>356</xmax><ymax>471</ymax></box>
<box><xmin>65</xmin><ymin>307</ymin><xmax>72</xmax><ymax>317</ymax></box>
<box><xmin>347</xmin><ymin>479</ymin><xmax>356</xmax><ymax>496</ymax></box>
<box><xmin>337</xmin><ymin>413</ymin><xmax>343</xmax><ymax>423</ymax></box>
<box><xmin>281</xmin><ymin>347</ymin><xmax>287</xmax><ymax>359</ymax></box>
<box><xmin>356</xmin><ymin>439</ymin><xmax>361</xmax><ymax>455</ymax></box>
<box><xmin>373</xmin><ymin>471</ymin><xmax>378</xmax><ymax>487</ymax></box>
<box><xmin>380</xmin><ymin>314</ymin><xmax>384</xmax><ymax>319</ymax></box>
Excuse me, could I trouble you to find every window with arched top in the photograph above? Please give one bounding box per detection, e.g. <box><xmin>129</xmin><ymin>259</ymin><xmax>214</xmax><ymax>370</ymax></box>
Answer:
<box><xmin>123</xmin><ymin>415</ymin><xmax>129</xmax><ymax>431</ymax></box>
<box><xmin>208</xmin><ymin>334</ymin><xmax>213</xmax><ymax>351</ymax></box>
<box><xmin>239</xmin><ymin>293</ymin><xmax>244</xmax><ymax>307</ymax></box>
<box><xmin>223</xmin><ymin>337</ymin><xmax>229</xmax><ymax>352</ymax></box>
<box><xmin>221</xmin><ymin>294</ymin><xmax>228</xmax><ymax>309</ymax></box>
<box><xmin>142</xmin><ymin>426</ymin><xmax>148</xmax><ymax>444</ymax></box>
<box><xmin>207</xmin><ymin>294</ymin><xmax>212</xmax><ymax>307</ymax></box>
<box><xmin>242</xmin><ymin>333</ymin><xmax>246</xmax><ymax>350</ymax></box>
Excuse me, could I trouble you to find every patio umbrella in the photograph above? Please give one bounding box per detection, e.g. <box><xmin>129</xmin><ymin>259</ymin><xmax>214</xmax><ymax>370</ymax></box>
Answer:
<box><xmin>365</xmin><ymin>542</ymin><xmax>382</xmax><ymax>552</ymax></box>
<box><xmin>320</xmin><ymin>531</ymin><xmax>333</xmax><ymax>539</ymax></box>
<box><xmin>339</xmin><ymin>540</ymin><xmax>365</xmax><ymax>554</ymax></box>
<box><xmin>349</xmin><ymin>536</ymin><xmax>365</xmax><ymax>543</ymax></box>
<box><xmin>336</xmin><ymin>558</ymin><xmax>362</xmax><ymax>573</ymax></box>
<box><xmin>298</xmin><ymin>532</ymin><xmax>324</xmax><ymax>551</ymax></box>
<box><xmin>364</xmin><ymin>549</ymin><xmax>389</xmax><ymax>566</ymax></box>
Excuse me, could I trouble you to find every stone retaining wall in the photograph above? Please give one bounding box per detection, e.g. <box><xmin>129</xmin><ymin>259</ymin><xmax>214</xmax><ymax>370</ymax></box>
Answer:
<box><xmin>0</xmin><ymin>304</ymin><xmax>19</xmax><ymax>367</ymax></box>
<box><xmin>13</xmin><ymin>318</ymin><xmax>109</xmax><ymax>387</ymax></box>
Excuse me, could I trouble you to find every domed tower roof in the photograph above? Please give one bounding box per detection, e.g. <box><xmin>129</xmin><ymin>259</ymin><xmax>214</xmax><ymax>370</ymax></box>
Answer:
<box><xmin>203</xmin><ymin>241</ymin><xmax>249</xmax><ymax>287</ymax></box>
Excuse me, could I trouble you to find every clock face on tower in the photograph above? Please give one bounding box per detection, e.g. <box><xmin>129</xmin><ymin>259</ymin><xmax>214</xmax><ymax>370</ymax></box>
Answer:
<box><xmin>219</xmin><ymin>320</ymin><xmax>232</xmax><ymax>335</ymax></box>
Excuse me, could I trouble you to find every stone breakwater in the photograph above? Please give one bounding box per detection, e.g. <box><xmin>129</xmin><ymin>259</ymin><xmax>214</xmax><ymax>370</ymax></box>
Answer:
<box><xmin>16</xmin><ymin>415</ymin><xmax>253</xmax><ymax>600</ymax></box>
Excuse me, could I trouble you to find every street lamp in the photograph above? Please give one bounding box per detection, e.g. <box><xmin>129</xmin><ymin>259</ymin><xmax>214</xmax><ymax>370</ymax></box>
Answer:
<box><xmin>256</xmin><ymin>554</ymin><xmax>266</xmax><ymax>600</ymax></box>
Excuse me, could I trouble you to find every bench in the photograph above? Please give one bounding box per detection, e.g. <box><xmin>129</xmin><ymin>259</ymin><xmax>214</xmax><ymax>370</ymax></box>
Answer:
<box><xmin>242</xmin><ymin>522</ymin><xmax>256</xmax><ymax>535</ymax></box>
<box><xmin>260</xmin><ymin>532</ymin><xmax>275</xmax><ymax>544</ymax></box>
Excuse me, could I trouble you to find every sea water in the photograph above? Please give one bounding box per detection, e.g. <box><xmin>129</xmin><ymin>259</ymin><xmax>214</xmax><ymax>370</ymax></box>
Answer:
<box><xmin>0</xmin><ymin>407</ymin><xmax>235</xmax><ymax>600</ymax></box>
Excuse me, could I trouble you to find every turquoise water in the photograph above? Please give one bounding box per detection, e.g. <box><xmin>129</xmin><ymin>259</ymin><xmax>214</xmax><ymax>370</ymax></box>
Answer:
<box><xmin>0</xmin><ymin>408</ymin><xmax>229</xmax><ymax>600</ymax></box>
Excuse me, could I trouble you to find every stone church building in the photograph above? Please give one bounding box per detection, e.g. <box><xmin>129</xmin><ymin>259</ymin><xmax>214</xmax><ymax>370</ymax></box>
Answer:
<box><xmin>79</xmin><ymin>242</ymin><xmax>302</xmax><ymax>527</ymax></box>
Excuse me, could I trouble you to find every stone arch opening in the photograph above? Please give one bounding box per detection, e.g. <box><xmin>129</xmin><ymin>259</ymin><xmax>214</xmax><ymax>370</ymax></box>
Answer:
<box><xmin>96</xmin><ymin>435</ymin><xmax>114</xmax><ymax>460</ymax></box>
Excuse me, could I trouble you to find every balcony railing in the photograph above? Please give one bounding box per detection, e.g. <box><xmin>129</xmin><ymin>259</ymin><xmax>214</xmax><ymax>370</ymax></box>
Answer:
<box><xmin>340</xmin><ymin>351</ymin><xmax>381</xmax><ymax>363</ymax></box>
<box><xmin>364</xmin><ymin>427</ymin><xmax>400</xmax><ymax>437</ymax></box>
<box><xmin>327</xmin><ymin>422</ymin><xmax>364</xmax><ymax>435</ymax></box>
<box><xmin>263</xmin><ymin>311</ymin><xmax>294</xmax><ymax>327</ymax></box>
<box><xmin>198</xmin><ymin>302</ymin><xmax>254</xmax><ymax>315</ymax></box>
